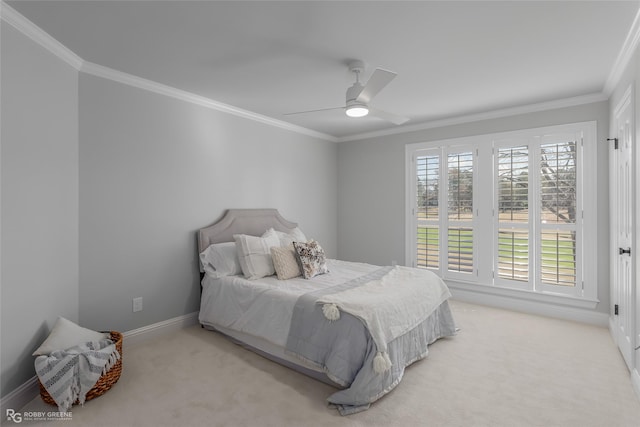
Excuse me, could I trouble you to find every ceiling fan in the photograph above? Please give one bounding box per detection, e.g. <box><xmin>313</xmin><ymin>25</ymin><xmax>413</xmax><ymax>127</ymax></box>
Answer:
<box><xmin>284</xmin><ymin>60</ymin><xmax>409</xmax><ymax>125</ymax></box>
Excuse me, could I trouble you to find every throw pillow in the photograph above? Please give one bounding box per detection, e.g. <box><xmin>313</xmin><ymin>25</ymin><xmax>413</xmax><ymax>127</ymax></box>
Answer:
<box><xmin>293</xmin><ymin>240</ymin><xmax>329</xmax><ymax>279</ymax></box>
<box><xmin>271</xmin><ymin>244</ymin><xmax>302</xmax><ymax>280</ymax></box>
<box><xmin>32</xmin><ymin>317</ymin><xmax>110</xmax><ymax>356</ymax></box>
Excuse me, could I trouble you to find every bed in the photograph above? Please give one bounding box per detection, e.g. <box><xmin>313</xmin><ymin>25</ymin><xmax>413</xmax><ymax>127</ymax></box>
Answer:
<box><xmin>197</xmin><ymin>209</ymin><xmax>457</xmax><ymax>415</ymax></box>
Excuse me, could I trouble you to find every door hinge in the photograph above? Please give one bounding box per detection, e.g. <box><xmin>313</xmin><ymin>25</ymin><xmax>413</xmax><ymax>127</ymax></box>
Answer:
<box><xmin>607</xmin><ymin>138</ymin><xmax>619</xmax><ymax>150</ymax></box>
<box><xmin>615</xmin><ymin>304</ymin><xmax>619</xmax><ymax>316</ymax></box>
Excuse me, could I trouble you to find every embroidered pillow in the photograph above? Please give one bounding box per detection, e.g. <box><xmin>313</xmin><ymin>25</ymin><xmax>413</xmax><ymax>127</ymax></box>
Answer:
<box><xmin>293</xmin><ymin>240</ymin><xmax>329</xmax><ymax>279</ymax></box>
<box><xmin>271</xmin><ymin>244</ymin><xmax>302</xmax><ymax>280</ymax></box>
<box><xmin>234</xmin><ymin>231</ymin><xmax>280</xmax><ymax>280</ymax></box>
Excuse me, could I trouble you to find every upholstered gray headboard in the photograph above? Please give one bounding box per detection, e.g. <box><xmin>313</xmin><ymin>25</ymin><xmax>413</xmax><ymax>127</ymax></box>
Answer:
<box><xmin>197</xmin><ymin>209</ymin><xmax>298</xmax><ymax>254</ymax></box>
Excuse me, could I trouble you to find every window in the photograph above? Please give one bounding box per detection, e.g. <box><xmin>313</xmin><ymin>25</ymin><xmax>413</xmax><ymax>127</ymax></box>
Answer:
<box><xmin>415</xmin><ymin>147</ymin><xmax>476</xmax><ymax>279</ymax></box>
<box><xmin>539</xmin><ymin>139</ymin><xmax>578</xmax><ymax>289</ymax></box>
<box><xmin>406</xmin><ymin>122</ymin><xmax>597</xmax><ymax>305</ymax></box>
<box><xmin>416</xmin><ymin>152</ymin><xmax>440</xmax><ymax>269</ymax></box>
<box><xmin>446</xmin><ymin>150</ymin><xmax>474</xmax><ymax>276</ymax></box>
<box><xmin>496</xmin><ymin>145</ymin><xmax>529</xmax><ymax>284</ymax></box>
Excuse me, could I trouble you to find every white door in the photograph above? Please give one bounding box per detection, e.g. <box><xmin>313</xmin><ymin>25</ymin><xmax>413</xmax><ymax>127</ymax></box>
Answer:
<box><xmin>611</xmin><ymin>86</ymin><xmax>634</xmax><ymax>370</ymax></box>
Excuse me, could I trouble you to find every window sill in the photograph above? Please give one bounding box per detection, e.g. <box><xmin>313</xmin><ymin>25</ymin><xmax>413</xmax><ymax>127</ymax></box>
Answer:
<box><xmin>446</xmin><ymin>279</ymin><xmax>600</xmax><ymax>310</ymax></box>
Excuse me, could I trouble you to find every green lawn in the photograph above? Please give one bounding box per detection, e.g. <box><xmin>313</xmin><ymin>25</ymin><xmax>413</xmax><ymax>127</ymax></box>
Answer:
<box><xmin>416</xmin><ymin>227</ymin><xmax>576</xmax><ymax>284</ymax></box>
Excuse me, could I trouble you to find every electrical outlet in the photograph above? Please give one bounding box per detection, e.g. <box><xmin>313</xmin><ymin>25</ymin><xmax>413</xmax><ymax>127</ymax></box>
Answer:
<box><xmin>133</xmin><ymin>297</ymin><xmax>143</xmax><ymax>312</ymax></box>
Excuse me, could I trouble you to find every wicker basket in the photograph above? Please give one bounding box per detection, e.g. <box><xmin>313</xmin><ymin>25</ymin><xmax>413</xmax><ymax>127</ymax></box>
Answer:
<box><xmin>39</xmin><ymin>331</ymin><xmax>123</xmax><ymax>406</ymax></box>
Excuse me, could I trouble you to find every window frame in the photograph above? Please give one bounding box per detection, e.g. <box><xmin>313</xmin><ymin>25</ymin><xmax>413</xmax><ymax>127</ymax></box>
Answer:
<box><xmin>405</xmin><ymin>122</ymin><xmax>598</xmax><ymax>308</ymax></box>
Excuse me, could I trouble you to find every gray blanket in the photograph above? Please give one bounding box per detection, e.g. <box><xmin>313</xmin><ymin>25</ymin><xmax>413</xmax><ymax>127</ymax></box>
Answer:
<box><xmin>285</xmin><ymin>267</ymin><xmax>457</xmax><ymax>415</ymax></box>
<box><xmin>35</xmin><ymin>339</ymin><xmax>120</xmax><ymax>412</ymax></box>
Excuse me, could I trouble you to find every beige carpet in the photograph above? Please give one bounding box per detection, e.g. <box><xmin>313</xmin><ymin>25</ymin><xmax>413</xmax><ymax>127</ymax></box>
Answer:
<box><xmin>14</xmin><ymin>301</ymin><xmax>640</xmax><ymax>427</ymax></box>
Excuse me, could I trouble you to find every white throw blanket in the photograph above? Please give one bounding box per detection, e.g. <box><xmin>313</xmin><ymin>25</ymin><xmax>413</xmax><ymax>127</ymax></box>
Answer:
<box><xmin>35</xmin><ymin>339</ymin><xmax>120</xmax><ymax>412</ymax></box>
<box><xmin>317</xmin><ymin>266</ymin><xmax>451</xmax><ymax>374</ymax></box>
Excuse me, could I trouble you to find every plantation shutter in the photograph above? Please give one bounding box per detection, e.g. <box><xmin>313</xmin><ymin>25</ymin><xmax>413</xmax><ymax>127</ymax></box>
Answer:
<box><xmin>447</xmin><ymin>151</ymin><xmax>474</xmax><ymax>273</ymax></box>
<box><xmin>496</xmin><ymin>146</ymin><xmax>530</xmax><ymax>283</ymax></box>
<box><xmin>415</xmin><ymin>152</ymin><xmax>440</xmax><ymax>269</ymax></box>
<box><xmin>408</xmin><ymin>122</ymin><xmax>593</xmax><ymax>303</ymax></box>
<box><xmin>539</xmin><ymin>140</ymin><xmax>577</xmax><ymax>287</ymax></box>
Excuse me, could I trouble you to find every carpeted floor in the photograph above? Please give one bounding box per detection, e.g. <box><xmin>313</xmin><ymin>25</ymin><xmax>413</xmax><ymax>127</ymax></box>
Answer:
<box><xmin>15</xmin><ymin>301</ymin><xmax>640</xmax><ymax>427</ymax></box>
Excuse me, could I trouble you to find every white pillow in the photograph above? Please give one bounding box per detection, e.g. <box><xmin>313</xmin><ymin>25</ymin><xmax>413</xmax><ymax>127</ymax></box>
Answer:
<box><xmin>200</xmin><ymin>242</ymin><xmax>242</xmax><ymax>278</ymax></box>
<box><xmin>272</xmin><ymin>227</ymin><xmax>307</xmax><ymax>247</ymax></box>
<box><xmin>234</xmin><ymin>231</ymin><xmax>280</xmax><ymax>280</ymax></box>
<box><xmin>32</xmin><ymin>317</ymin><xmax>109</xmax><ymax>356</ymax></box>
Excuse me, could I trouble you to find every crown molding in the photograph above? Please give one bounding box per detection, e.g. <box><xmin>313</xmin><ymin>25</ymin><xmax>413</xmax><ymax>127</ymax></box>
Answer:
<box><xmin>0</xmin><ymin>1</ymin><xmax>336</xmax><ymax>142</ymax></box>
<box><xmin>337</xmin><ymin>92</ymin><xmax>609</xmax><ymax>143</ymax></box>
<box><xmin>0</xmin><ymin>1</ymin><xmax>83</xmax><ymax>70</ymax></box>
<box><xmin>80</xmin><ymin>61</ymin><xmax>337</xmax><ymax>142</ymax></box>
<box><xmin>0</xmin><ymin>0</ymin><xmax>628</xmax><ymax>144</ymax></box>
<box><xmin>603</xmin><ymin>5</ymin><xmax>640</xmax><ymax>96</ymax></box>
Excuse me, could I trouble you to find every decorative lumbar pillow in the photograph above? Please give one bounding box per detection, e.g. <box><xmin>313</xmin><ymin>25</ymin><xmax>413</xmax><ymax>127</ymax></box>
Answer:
<box><xmin>200</xmin><ymin>242</ymin><xmax>242</xmax><ymax>278</ymax></box>
<box><xmin>271</xmin><ymin>244</ymin><xmax>302</xmax><ymax>280</ymax></box>
<box><xmin>234</xmin><ymin>231</ymin><xmax>280</xmax><ymax>280</ymax></box>
<box><xmin>293</xmin><ymin>240</ymin><xmax>329</xmax><ymax>279</ymax></box>
<box><xmin>273</xmin><ymin>227</ymin><xmax>307</xmax><ymax>247</ymax></box>
<box><xmin>32</xmin><ymin>317</ymin><xmax>110</xmax><ymax>356</ymax></box>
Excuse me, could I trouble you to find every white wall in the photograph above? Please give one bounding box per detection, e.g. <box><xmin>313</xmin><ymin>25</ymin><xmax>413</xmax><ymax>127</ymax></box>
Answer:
<box><xmin>337</xmin><ymin>101</ymin><xmax>610</xmax><ymax>317</ymax></box>
<box><xmin>1</xmin><ymin>24</ymin><xmax>79</xmax><ymax>395</ymax></box>
<box><xmin>77</xmin><ymin>74</ymin><xmax>337</xmax><ymax>332</ymax></box>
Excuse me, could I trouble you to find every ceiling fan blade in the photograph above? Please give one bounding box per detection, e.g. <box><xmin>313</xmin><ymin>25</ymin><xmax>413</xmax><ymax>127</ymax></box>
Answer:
<box><xmin>283</xmin><ymin>106</ymin><xmax>344</xmax><ymax>116</ymax></box>
<box><xmin>355</xmin><ymin>68</ymin><xmax>397</xmax><ymax>104</ymax></box>
<box><xmin>368</xmin><ymin>107</ymin><xmax>410</xmax><ymax>125</ymax></box>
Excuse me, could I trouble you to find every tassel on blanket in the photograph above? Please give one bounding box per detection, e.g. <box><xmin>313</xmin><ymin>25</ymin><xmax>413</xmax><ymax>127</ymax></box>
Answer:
<box><xmin>322</xmin><ymin>303</ymin><xmax>340</xmax><ymax>321</ymax></box>
<box><xmin>373</xmin><ymin>351</ymin><xmax>392</xmax><ymax>374</ymax></box>
<box><xmin>103</xmin><ymin>349</ymin><xmax>121</xmax><ymax>375</ymax></box>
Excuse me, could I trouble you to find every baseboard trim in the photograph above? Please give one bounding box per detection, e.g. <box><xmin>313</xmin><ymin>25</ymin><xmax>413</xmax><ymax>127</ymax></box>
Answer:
<box><xmin>1</xmin><ymin>311</ymin><xmax>200</xmax><ymax>412</ymax></box>
<box><xmin>632</xmin><ymin>368</ymin><xmax>640</xmax><ymax>400</ymax></box>
<box><xmin>123</xmin><ymin>311</ymin><xmax>199</xmax><ymax>347</ymax></box>
<box><xmin>450</xmin><ymin>287</ymin><xmax>609</xmax><ymax>327</ymax></box>
<box><xmin>0</xmin><ymin>376</ymin><xmax>39</xmax><ymax>419</ymax></box>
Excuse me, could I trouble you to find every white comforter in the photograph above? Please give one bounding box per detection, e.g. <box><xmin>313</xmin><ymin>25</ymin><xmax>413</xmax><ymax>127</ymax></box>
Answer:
<box><xmin>199</xmin><ymin>259</ymin><xmax>379</xmax><ymax>347</ymax></box>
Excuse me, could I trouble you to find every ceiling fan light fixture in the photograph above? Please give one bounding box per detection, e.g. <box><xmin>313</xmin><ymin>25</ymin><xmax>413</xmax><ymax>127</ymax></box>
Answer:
<box><xmin>345</xmin><ymin>104</ymin><xmax>369</xmax><ymax>118</ymax></box>
<box><xmin>284</xmin><ymin>60</ymin><xmax>408</xmax><ymax>125</ymax></box>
